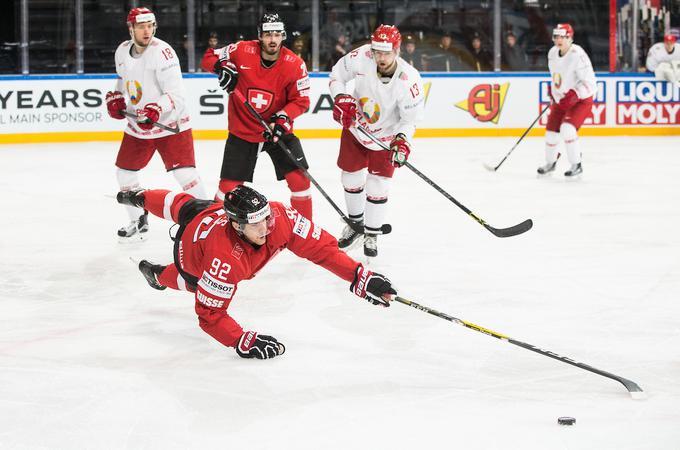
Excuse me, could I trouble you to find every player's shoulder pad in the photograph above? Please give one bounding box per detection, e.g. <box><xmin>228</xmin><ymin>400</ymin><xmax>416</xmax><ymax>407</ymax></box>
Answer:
<box><xmin>279</xmin><ymin>46</ymin><xmax>304</xmax><ymax>65</ymax></box>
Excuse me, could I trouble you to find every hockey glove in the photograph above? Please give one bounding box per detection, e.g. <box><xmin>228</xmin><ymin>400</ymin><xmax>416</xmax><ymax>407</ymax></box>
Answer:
<box><xmin>214</xmin><ymin>59</ymin><xmax>239</xmax><ymax>93</ymax></box>
<box><xmin>105</xmin><ymin>91</ymin><xmax>126</xmax><ymax>120</ymax></box>
<box><xmin>332</xmin><ymin>94</ymin><xmax>357</xmax><ymax>128</ymax></box>
<box><xmin>236</xmin><ymin>331</ymin><xmax>285</xmax><ymax>360</ymax></box>
<box><xmin>137</xmin><ymin>103</ymin><xmax>162</xmax><ymax>130</ymax></box>
<box><xmin>116</xmin><ymin>189</ymin><xmax>146</xmax><ymax>208</ymax></box>
<box><xmin>558</xmin><ymin>89</ymin><xmax>579</xmax><ymax>110</ymax></box>
<box><xmin>389</xmin><ymin>133</ymin><xmax>411</xmax><ymax>168</ymax></box>
<box><xmin>264</xmin><ymin>113</ymin><xmax>292</xmax><ymax>143</ymax></box>
<box><xmin>350</xmin><ymin>264</ymin><xmax>396</xmax><ymax>307</ymax></box>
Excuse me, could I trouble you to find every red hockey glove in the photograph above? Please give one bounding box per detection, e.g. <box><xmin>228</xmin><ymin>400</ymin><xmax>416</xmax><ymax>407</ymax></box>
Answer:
<box><xmin>558</xmin><ymin>89</ymin><xmax>579</xmax><ymax>110</ymax></box>
<box><xmin>389</xmin><ymin>133</ymin><xmax>411</xmax><ymax>168</ymax></box>
<box><xmin>105</xmin><ymin>91</ymin><xmax>126</xmax><ymax>120</ymax></box>
<box><xmin>136</xmin><ymin>103</ymin><xmax>162</xmax><ymax>130</ymax></box>
<box><xmin>264</xmin><ymin>113</ymin><xmax>292</xmax><ymax>143</ymax></box>
<box><xmin>214</xmin><ymin>59</ymin><xmax>239</xmax><ymax>93</ymax></box>
<box><xmin>235</xmin><ymin>331</ymin><xmax>285</xmax><ymax>359</ymax></box>
<box><xmin>332</xmin><ymin>94</ymin><xmax>357</xmax><ymax>128</ymax></box>
<box><xmin>350</xmin><ymin>264</ymin><xmax>396</xmax><ymax>307</ymax></box>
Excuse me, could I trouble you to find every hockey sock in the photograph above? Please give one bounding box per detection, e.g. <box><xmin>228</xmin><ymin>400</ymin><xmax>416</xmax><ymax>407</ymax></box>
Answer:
<box><xmin>216</xmin><ymin>179</ymin><xmax>242</xmax><ymax>202</ymax></box>
<box><xmin>116</xmin><ymin>168</ymin><xmax>144</xmax><ymax>221</ymax></box>
<box><xmin>172</xmin><ymin>167</ymin><xmax>208</xmax><ymax>200</ymax></box>
<box><xmin>341</xmin><ymin>169</ymin><xmax>367</xmax><ymax>219</ymax></box>
<box><xmin>544</xmin><ymin>130</ymin><xmax>560</xmax><ymax>164</ymax></box>
<box><xmin>284</xmin><ymin>170</ymin><xmax>312</xmax><ymax>219</ymax></box>
<box><xmin>560</xmin><ymin>122</ymin><xmax>581</xmax><ymax>165</ymax></box>
<box><xmin>364</xmin><ymin>173</ymin><xmax>390</xmax><ymax>232</ymax></box>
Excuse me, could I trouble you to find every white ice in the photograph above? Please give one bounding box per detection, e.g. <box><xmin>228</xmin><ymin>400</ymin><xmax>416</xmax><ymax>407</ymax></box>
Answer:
<box><xmin>1</xmin><ymin>135</ymin><xmax>679</xmax><ymax>449</ymax></box>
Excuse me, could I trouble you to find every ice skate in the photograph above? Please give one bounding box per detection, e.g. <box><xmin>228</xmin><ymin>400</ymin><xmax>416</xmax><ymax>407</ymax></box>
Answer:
<box><xmin>117</xmin><ymin>212</ymin><xmax>149</xmax><ymax>242</ymax></box>
<box><xmin>537</xmin><ymin>160</ymin><xmax>558</xmax><ymax>175</ymax></box>
<box><xmin>138</xmin><ymin>259</ymin><xmax>167</xmax><ymax>290</ymax></box>
<box><xmin>564</xmin><ymin>162</ymin><xmax>583</xmax><ymax>178</ymax></box>
<box><xmin>338</xmin><ymin>220</ymin><xmax>364</xmax><ymax>250</ymax></box>
<box><xmin>363</xmin><ymin>233</ymin><xmax>378</xmax><ymax>258</ymax></box>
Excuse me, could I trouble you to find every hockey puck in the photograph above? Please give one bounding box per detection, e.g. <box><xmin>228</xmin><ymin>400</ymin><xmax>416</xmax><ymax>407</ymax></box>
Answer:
<box><xmin>557</xmin><ymin>417</ymin><xmax>575</xmax><ymax>426</ymax></box>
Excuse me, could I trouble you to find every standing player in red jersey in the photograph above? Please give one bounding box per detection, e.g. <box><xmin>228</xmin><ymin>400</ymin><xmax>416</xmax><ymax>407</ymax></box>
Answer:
<box><xmin>116</xmin><ymin>186</ymin><xmax>396</xmax><ymax>359</ymax></box>
<box><xmin>107</xmin><ymin>7</ymin><xmax>208</xmax><ymax>242</ymax></box>
<box><xmin>201</xmin><ymin>13</ymin><xmax>313</xmax><ymax>220</ymax></box>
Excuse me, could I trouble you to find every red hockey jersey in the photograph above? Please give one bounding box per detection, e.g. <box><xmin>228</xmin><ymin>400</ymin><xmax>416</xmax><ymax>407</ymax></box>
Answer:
<box><xmin>146</xmin><ymin>191</ymin><xmax>357</xmax><ymax>348</ymax></box>
<box><xmin>201</xmin><ymin>40</ymin><xmax>311</xmax><ymax>142</ymax></box>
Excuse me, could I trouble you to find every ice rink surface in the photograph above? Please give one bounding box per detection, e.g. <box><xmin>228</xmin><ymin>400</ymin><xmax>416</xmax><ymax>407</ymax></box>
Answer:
<box><xmin>1</xmin><ymin>135</ymin><xmax>679</xmax><ymax>449</ymax></box>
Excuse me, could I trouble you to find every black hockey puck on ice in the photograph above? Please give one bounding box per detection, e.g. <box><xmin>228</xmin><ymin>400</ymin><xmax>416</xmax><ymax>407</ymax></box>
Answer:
<box><xmin>557</xmin><ymin>417</ymin><xmax>576</xmax><ymax>426</ymax></box>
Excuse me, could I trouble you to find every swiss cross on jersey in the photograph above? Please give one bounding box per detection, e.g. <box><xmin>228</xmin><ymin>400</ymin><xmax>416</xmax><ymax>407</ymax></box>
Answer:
<box><xmin>247</xmin><ymin>88</ymin><xmax>274</xmax><ymax>114</ymax></box>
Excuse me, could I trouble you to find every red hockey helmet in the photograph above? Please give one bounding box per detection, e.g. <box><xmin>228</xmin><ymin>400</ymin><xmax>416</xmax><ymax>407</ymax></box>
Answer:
<box><xmin>127</xmin><ymin>7</ymin><xmax>156</xmax><ymax>26</ymax></box>
<box><xmin>552</xmin><ymin>23</ymin><xmax>574</xmax><ymax>39</ymax></box>
<box><xmin>371</xmin><ymin>25</ymin><xmax>401</xmax><ymax>52</ymax></box>
<box><xmin>665</xmin><ymin>34</ymin><xmax>677</xmax><ymax>45</ymax></box>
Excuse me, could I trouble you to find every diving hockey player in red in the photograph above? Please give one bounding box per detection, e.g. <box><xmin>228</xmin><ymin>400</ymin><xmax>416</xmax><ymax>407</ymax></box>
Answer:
<box><xmin>116</xmin><ymin>185</ymin><xmax>397</xmax><ymax>359</ymax></box>
<box><xmin>106</xmin><ymin>7</ymin><xmax>207</xmax><ymax>241</ymax></box>
<box><xmin>201</xmin><ymin>13</ymin><xmax>313</xmax><ymax>220</ymax></box>
<box><xmin>538</xmin><ymin>23</ymin><xmax>597</xmax><ymax>178</ymax></box>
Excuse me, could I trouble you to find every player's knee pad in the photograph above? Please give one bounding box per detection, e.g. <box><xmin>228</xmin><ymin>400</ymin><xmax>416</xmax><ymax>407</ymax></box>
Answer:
<box><xmin>545</xmin><ymin>130</ymin><xmax>560</xmax><ymax>147</ymax></box>
<box><xmin>365</xmin><ymin>173</ymin><xmax>390</xmax><ymax>203</ymax></box>
<box><xmin>284</xmin><ymin>170</ymin><xmax>310</xmax><ymax>197</ymax></box>
<box><xmin>116</xmin><ymin>168</ymin><xmax>141</xmax><ymax>191</ymax></box>
<box><xmin>172</xmin><ymin>167</ymin><xmax>202</xmax><ymax>191</ymax></box>
<box><xmin>560</xmin><ymin>122</ymin><xmax>578</xmax><ymax>143</ymax></box>
<box><xmin>341</xmin><ymin>169</ymin><xmax>367</xmax><ymax>193</ymax></box>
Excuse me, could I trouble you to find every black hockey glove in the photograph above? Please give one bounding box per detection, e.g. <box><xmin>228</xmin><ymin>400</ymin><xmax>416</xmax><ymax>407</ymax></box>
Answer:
<box><xmin>236</xmin><ymin>331</ymin><xmax>286</xmax><ymax>360</ymax></box>
<box><xmin>116</xmin><ymin>189</ymin><xmax>145</xmax><ymax>208</ymax></box>
<box><xmin>263</xmin><ymin>113</ymin><xmax>292</xmax><ymax>143</ymax></box>
<box><xmin>214</xmin><ymin>59</ymin><xmax>239</xmax><ymax>93</ymax></box>
<box><xmin>350</xmin><ymin>264</ymin><xmax>396</xmax><ymax>308</ymax></box>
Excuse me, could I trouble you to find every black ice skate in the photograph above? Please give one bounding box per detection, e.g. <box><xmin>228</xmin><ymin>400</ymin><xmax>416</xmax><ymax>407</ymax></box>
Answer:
<box><xmin>118</xmin><ymin>211</ymin><xmax>149</xmax><ymax>241</ymax></box>
<box><xmin>364</xmin><ymin>233</ymin><xmax>378</xmax><ymax>258</ymax></box>
<box><xmin>138</xmin><ymin>259</ymin><xmax>167</xmax><ymax>290</ymax></box>
<box><xmin>338</xmin><ymin>219</ymin><xmax>364</xmax><ymax>250</ymax></box>
<box><xmin>537</xmin><ymin>160</ymin><xmax>558</xmax><ymax>175</ymax></box>
<box><xmin>116</xmin><ymin>189</ymin><xmax>146</xmax><ymax>208</ymax></box>
<box><xmin>564</xmin><ymin>162</ymin><xmax>583</xmax><ymax>178</ymax></box>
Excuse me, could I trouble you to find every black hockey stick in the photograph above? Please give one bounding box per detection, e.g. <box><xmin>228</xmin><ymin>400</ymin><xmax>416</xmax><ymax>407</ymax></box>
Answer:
<box><xmin>355</xmin><ymin>126</ymin><xmax>532</xmax><ymax>238</ymax></box>
<box><xmin>233</xmin><ymin>89</ymin><xmax>390</xmax><ymax>235</ymax></box>
<box><xmin>120</xmin><ymin>110</ymin><xmax>180</xmax><ymax>134</ymax></box>
<box><xmin>483</xmin><ymin>104</ymin><xmax>550</xmax><ymax>172</ymax></box>
<box><xmin>394</xmin><ymin>296</ymin><xmax>645</xmax><ymax>399</ymax></box>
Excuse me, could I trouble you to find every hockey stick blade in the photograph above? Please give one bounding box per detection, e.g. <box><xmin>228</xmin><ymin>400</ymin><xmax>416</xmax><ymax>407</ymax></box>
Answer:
<box><xmin>483</xmin><ymin>162</ymin><xmax>500</xmax><ymax>172</ymax></box>
<box><xmin>484</xmin><ymin>218</ymin><xmax>533</xmax><ymax>238</ymax></box>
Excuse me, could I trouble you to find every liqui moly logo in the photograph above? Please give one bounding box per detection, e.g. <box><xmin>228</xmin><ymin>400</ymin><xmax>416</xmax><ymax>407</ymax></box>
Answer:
<box><xmin>616</xmin><ymin>81</ymin><xmax>680</xmax><ymax>125</ymax></box>
<box><xmin>538</xmin><ymin>81</ymin><xmax>606</xmax><ymax>126</ymax></box>
<box><xmin>455</xmin><ymin>83</ymin><xmax>509</xmax><ymax>124</ymax></box>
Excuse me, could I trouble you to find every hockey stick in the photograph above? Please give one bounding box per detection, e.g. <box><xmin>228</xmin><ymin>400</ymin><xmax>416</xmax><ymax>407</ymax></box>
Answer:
<box><xmin>483</xmin><ymin>104</ymin><xmax>550</xmax><ymax>172</ymax></box>
<box><xmin>232</xmin><ymin>89</ymin><xmax>390</xmax><ymax>235</ymax></box>
<box><xmin>394</xmin><ymin>296</ymin><xmax>645</xmax><ymax>399</ymax></box>
<box><xmin>120</xmin><ymin>110</ymin><xmax>180</xmax><ymax>134</ymax></box>
<box><xmin>355</xmin><ymin>126</ymin><xmax>532</xmax><ymax>238</ymax></box>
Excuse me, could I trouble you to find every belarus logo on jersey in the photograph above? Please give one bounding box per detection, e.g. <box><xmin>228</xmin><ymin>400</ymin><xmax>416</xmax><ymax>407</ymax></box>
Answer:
<box><xmin>126</xmin><ymin>80</ymin><xmax>143</xmax><ymax>105</ymax></box>
<box><xmin>247</xmin><ymin>88</ymin><xmax>274</xmax><ymax>114</ymax></box>
<box><xmin>552</xmin><ymin>73</ymin><xmax>563</xmax><ymax>90</ymax></box>
<box><xmin>359</xmin><ymin>97</ymin><xmax>381</xmax><ymax>124</ymax></box>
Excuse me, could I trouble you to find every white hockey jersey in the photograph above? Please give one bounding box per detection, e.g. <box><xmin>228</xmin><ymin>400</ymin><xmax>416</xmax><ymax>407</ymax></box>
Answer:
<box><xmin>114</xmin><ymin>37</ymin><xmax>190</xmax><ymax>138</ymax></box>
<box><xmin>548</xmin><ymin>44</ymin><xmax>597</xmax><ymax>103</ymax></box>
<box><xmin>329</xmin><ymin>44</ymin><xmax>425</xmax><ymax>151</ymax></box>
<box><xmin>645</xmin><ymin>42</ymin><xmax>680</xmax><ymax>72</ymax></box>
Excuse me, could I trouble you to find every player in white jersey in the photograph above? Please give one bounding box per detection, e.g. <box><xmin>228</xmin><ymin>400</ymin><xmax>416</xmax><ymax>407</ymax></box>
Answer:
<box><xmin>537</xmin><ymin>23</ymin><xmax>597</xmax><ymax>178</ymax></box>
<box><xmin>329</xmin><ymin>24</ymin><xmax>425</xmax><ymax>257</ymax></box>
<box><xmin>105</xmin><ymin>7</ymin><xmax>207</xmax><ymax>241</ymax></box>
<box><xmin>646</xmin><ymin>35</ymin><xmax>680</xmax><ymax>84</ymax></box>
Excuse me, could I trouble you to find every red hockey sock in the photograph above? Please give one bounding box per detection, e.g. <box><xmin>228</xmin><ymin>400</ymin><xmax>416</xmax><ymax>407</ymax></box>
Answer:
<box><xmin>285</xmin><ymin>170</ymin><xmax>312</xmax><ymax>219</ymax></box>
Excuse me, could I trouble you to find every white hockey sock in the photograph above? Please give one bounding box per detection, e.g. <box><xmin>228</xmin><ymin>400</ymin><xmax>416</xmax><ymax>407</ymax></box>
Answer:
<box><xmin>341</xmin><ymin>169</ymin><xmax>367</xmax><ymax>221</ymax></box>
<box><xmin>364</xmin><ymin>173</ymin><xmax>390</xmax><ymax>232</ymax></box>
<box><xmin>544</xmin><ymin>130</ymin><xmax>560</xmax><ymax>164</ymax></box>
<box><xmin>116</xmin><ymin>168</ymin><xmax>144</xmax><ymax>221</ymax></box>
<box><xmin>560</xmin><ymin>122</ymin><xmax>581</xmax><ymax>165</ymax></box>
<box><xmin>172</xmin><ymin>167</ymin><xmax>208</xmax><ymax>199</ymax></box>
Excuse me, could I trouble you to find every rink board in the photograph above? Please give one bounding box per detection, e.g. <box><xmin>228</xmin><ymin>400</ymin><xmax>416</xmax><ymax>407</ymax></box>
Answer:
<box><xmin>0</xmin><ymin>72</ymin><xmax>678</xmax><ymax>144</ymax></box>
